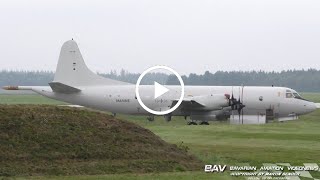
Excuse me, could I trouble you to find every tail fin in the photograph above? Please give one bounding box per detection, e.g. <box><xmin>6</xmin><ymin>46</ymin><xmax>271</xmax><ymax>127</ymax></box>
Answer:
<box><xmin>52</xmin><ymin>40</ymin><xmax>130</xmax><ymax>87</ymax></box>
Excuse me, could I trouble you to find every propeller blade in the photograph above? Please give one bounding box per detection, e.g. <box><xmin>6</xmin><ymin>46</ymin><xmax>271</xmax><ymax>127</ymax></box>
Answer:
<box><xmin>241</xmin><ymin>85</ymin><xmax>244</xmax><ymax>104</ymax></box>
<box><xmin>230</xmin><ymin>87</ymin><xmax>234</xmax><ymax>107</ymax></box>
<box><xmin>238</xmin><ymin>87</ymin><xmax>241</xmax><ymax>103</ymax></box>
<box><xmin>241</xmin><ymin>86</ymin><xmax>245</xmax><ymax>123</ymax></box>
<box><xmin>238</xmin><ymin>86</ymin><xmax>241</xmax><ymax>122</ymax></box>
<box><xmin>241</xmin><ymin>106</ymin><xmax>244</xmax><ymax>124</ymax></box>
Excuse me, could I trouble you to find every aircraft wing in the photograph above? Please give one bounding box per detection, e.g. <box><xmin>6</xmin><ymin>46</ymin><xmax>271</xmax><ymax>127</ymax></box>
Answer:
<box><xmin>171</xmin><ymin>94</ymin><xmax>230</xmax><ymax>111</ymax></box>
<box><xmin>171</xmin><ymin>98</ymin><xmax>206</xmax><ymax>110</ymax></box>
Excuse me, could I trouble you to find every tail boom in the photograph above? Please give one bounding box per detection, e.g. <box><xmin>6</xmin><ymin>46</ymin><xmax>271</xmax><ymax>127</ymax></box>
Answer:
<box><xmin>2</xmin><ymin>86</ymin><xmax>33</xmax><ymax>90</ymax></box>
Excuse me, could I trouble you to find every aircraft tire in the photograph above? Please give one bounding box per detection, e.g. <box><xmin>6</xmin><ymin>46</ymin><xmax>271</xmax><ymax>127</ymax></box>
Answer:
<box><xmin>187</xmin><ymin>122</ymin><xmax>198</xmax><ymax>125</ymax></box>
<box><xmin>200</xmin><ymin>121</ymin><xmax>209</xmax><ymax>125</ymax></box>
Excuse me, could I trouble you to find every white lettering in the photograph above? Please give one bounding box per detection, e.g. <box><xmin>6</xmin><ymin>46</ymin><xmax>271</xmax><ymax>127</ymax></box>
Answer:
<box><xmin>204</xmin><ymin>164</ymin><xmax>227</xmax><ymax>173</ymax></box>
<box><xmin>230</xmin><ymin>166</ymin><xmax>257</xmax><ymax>171</ymax></box>
<box><xmin>204</xmin><ymin>165</ymin><xmax>212</xmax><ymax>172</ymax></box>
<box><xmin>260</xmin><ymin>166</ymin><xmax>284</xmax><ymax>171</ymax></box>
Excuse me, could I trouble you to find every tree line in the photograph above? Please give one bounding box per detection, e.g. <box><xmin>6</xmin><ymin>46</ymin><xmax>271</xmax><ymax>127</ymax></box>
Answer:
<box><xmin>0</xmin><ymin>69</ymin><xmax>319</xmax><ymax>92</ymax></box>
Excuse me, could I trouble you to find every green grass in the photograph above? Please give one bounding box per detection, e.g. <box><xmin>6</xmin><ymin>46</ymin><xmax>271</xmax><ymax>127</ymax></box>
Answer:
<box><xmin>0</xmin><ymin>105</ymin><xmax>201</xmax><ymax>177</ymax></box>
<box><xmin>301</xmin><ymin>92</ymin><xmax>320</xmax><ymax>102</ymax></box>
<box><xmin>9</xmin><ymin>110</ymin><xmax>320</xmax><ymax>179</ymax></box>
<box><xmin>14</xmin><ymin>172</ymin><xmax>236</xmax><ymax>180</ymax></box>
<box><xmin>1</xmin><ymin>92</ymin><xmax>320</xmax><ymax>179</ymax></box>
<box><xmin>0</xmin><ymin>94</ymin><xmax>65</xmax><ymax>105</ymax></box>
<box><xmin>147</xmin><ymin>111</ymin><xmax>320</xmax><ymax>165</ymax></box>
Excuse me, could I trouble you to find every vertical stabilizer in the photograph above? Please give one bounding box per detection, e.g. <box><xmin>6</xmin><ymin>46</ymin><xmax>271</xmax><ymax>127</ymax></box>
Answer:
<box><xmin>53</xmin><ymin>40</ymin><xmax>130</xmax><ymax>87</ymax></box>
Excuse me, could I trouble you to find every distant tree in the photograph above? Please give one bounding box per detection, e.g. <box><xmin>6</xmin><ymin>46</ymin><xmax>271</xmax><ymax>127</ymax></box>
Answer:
<box><xmin>1</xmin><ymin>69</ymin><xmax>320</xmax><ymax>92</ymax></box>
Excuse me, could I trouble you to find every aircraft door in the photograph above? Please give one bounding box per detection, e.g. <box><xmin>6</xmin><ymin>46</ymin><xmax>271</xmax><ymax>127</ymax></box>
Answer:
<box><xmin>273</xmin><ymin>89</ymin><xmax>285</xmax><ymax>118</ymax></box>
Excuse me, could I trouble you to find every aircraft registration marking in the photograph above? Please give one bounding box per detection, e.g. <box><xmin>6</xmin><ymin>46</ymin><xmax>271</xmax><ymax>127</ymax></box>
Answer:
<box><xmin>116</xmin><ymin>99</ymin><xmax>130</xmax><ymax>102</ymax></box>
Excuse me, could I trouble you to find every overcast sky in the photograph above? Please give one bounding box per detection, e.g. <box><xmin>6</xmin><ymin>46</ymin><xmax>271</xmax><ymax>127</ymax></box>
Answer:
<box><xmin>0</xmin><ymin>0</ymin><xmax>319</xmax><ymax>75</ymax></box>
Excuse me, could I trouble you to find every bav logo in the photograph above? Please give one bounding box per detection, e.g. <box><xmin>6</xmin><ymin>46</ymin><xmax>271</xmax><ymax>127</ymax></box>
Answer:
<box><xmin>204</xmin><ymin>164</ymin><xmax>227</xmax><ymax>173</ymax></box>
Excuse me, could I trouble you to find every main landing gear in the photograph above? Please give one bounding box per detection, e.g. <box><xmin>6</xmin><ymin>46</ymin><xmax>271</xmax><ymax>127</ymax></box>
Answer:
<box><xmin>147</xmin><ymin>115</ymin><xmax>154</xmax><ymax>122</ymax></box>
<box><xmin>187</xmin><ymin>121</ymin><xmax>210</xmax><ymax>125</ymax></box>
<box><xmin>199</xmin><ymin>121</ymin><xmax>210</xmax><ymax>125</ymax></box>
<box><xmin>187</xmin><ymin>121</ymin><xmax>198</xmax><ymax>125</ymax></box>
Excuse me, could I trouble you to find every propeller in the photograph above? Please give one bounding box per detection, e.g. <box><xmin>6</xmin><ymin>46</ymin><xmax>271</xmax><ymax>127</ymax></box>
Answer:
<box><xmin>229</xmin><ymin>87</ymin><xmax>238</xmax><ymax>110</ymax></box>
<box><xmin>228</xmin><ymin>86</ymin><xmax>246</xmax><ymax>123</ymax></box>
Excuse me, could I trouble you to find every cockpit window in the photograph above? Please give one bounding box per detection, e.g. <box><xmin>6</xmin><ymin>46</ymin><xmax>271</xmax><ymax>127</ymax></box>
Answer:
<box><xmin>286</xmin><ymin>90</ymin><xmax>293</xmax><ymax>98</ymax></box>
<box><xmin>293</xmin><ymin>92</ymin><xmax>304</xmax><ymax>100</ymax></box>
<box><xmin>287</xmin><ymin>90</ymin><xmax>309</xmax><ymax>101</ymax></box>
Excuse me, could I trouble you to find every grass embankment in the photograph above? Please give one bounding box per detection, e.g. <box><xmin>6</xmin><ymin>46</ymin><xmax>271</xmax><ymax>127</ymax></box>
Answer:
<box><xmin>0</xmin><ymin>105</ymin><xmax>201</xmax><ymax>176</ymax></box>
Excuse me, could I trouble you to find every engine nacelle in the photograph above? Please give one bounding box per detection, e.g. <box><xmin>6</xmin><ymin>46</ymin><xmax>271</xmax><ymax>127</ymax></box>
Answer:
<box><xmin>191</xmin><ymin>94</ymin><xmax>229</xmax><ymax>111</ymax></box>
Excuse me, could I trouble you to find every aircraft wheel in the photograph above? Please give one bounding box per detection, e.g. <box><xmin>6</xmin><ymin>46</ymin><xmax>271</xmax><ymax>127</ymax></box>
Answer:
<box><xmin>147</xmin><ymin>116</ymin><xmax>154</xmax><ymax>122</ymax></box>
<box><xmin>187</xmin><ymin>121</ymin><xmax>198</xmax><ymax>125</ymax></box>
<box><xmin>199</xmin><ymin>121</ymin><xmax>209</xmax><ymax>125</ymax></box>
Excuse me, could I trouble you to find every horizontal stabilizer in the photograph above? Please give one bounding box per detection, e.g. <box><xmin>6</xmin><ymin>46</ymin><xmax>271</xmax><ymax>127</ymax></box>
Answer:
<box><xmin>49</xmin><ymin>82</ymin><xmax>81</xmax><ymax>94</ymax></box>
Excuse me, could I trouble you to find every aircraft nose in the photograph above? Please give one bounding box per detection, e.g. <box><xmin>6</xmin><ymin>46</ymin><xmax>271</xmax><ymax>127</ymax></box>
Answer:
<box><xmin>302</xmin><ymin>102</ymin><xmax>317</xmax><ymax>114</ymax></box>
<box><xmin>307</xmin><ymin>102</ymin><xmax>317</xmax><ymax>113</ymax></box>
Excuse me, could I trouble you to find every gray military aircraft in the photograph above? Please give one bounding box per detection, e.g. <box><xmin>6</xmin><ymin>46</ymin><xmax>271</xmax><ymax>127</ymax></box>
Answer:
<box><xmin>3</xmin><ymin>40</ymin><xmax>317</xmax><ymax>125</ymax></box>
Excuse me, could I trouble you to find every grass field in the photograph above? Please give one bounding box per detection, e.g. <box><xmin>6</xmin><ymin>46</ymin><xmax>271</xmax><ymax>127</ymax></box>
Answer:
<box><xmin>0</xmin><ymin>94</ymin><xmax>65</xmax><ymax>105</ymax></box>
<box><xmin>301</xmin><ymin>92</ymin><xmax>320</xmax><ymax>103</ymax></box>
<box><xmin>1</xmin><ymin>92</ymin><xmax>320</xmax><ymax>179</ymax></box>
<box><xmin>14</xmin><ymin>172</ymin><xmax>235</xmax><ymax>180</ymax></box>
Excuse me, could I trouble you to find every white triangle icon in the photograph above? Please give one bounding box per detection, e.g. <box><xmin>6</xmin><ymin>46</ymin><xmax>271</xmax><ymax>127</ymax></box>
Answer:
<box><xmin>154</xmin><ymin>81</ymin><xmax>169</xmax><ymax>99</ymax></box>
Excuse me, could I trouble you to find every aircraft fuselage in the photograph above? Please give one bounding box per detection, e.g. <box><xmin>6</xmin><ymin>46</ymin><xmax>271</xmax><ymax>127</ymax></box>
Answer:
<box><xmin>34</xmin><ymin>85</ymin><xmax>316</xmax><ymax>120</ymax></box>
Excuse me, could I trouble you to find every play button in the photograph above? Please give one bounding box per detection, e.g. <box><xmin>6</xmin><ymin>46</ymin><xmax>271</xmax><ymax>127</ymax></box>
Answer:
<box><xmin>135</xmin><ymin>65</ymin><xmax>185</xmax><ymax>115</ymax></box>
<box><xmin>154</xmin><ymin>82</ymin><xmax>169</xmax><ymax>99</ymax></box>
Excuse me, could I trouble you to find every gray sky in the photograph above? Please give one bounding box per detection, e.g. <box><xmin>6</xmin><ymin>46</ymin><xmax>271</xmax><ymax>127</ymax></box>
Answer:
<box><xmin>0</xmin><ymin>0</ymin><xmax>319</xmax><ymax>75</ymax></box>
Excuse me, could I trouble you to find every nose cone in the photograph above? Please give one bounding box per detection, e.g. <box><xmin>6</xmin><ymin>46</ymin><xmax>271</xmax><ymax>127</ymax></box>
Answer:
<box><xmin>306</xmin><ymin>102</ymin><xmax>317</xmax><ymax>113</ymax></box>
